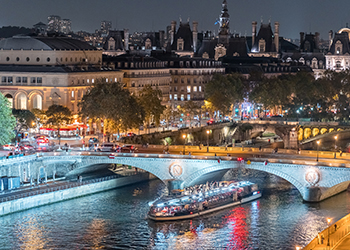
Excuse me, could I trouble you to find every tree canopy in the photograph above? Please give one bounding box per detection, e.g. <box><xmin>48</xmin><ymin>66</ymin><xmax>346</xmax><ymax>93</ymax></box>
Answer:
<box><xmin>79</xmin><ymin>78</ymin><xmax>144</xmax><ymax>133</ymax></box>
<box><xmin>12</xmin><ymin>109</ymin><xmax>35</xmax><ymax>140</ymax></box>
<box><xmin>0</xmin><ymin>93</ymin><xmax>16</xmax><ymax>145</ymax></box>
<box><xmin>205</xmin><ymin>73</ymin><xmax>244</xmax><ymax>115</ymax></box>
<box><xmin>46</xmin><ymin>104</ymin><xmax>72</xmax><ymax>130</ymax></box>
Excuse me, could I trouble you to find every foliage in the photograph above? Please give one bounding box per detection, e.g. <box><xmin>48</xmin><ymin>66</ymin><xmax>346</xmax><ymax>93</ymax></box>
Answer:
<box><xmin>79</xmin><ymin>79</ymin><xmax>144</xmax><ymax>133</ymax></box>
<box><xmin>12</xmin><ymin>109</ymin><xmax>35</xmax><ymax>140</ymax></box>
<box><xmin>205</xmin><ymin>73</ymin><xmax>243</xmax><ymax>115</ymax></box>
<box><xmin>46</xmin><ymin>105</ymin><xmax>72</xmax><ymax>131</ymax></box>
<box><xmin>138</xmin><ymin>85</ymin><xmax>165</xmax><ymax>127</ymax></box>
<box><xmin>162</xmin><ymin>106</ymin><xmax>180</xmax><ymax>124</ymax></box>
<box><xmin>32</xmin><ymin>108</ymin><xmax>47</xmax><ymax>129</ymax></box>
<box><xmin>0</xmin><ymin>93</ymin><xmax>16</xmax><ymax>144</ymax></box>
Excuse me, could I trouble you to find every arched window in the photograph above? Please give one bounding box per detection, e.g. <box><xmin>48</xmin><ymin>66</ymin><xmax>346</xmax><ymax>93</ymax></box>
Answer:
<box><xmin>336</xmin><ymin>61</ymin><xmax>342</xmax><ymax>69</ymax></box>
<box><xmin>17</xmin><ymin>93</ymin><xmax>27</xmax><ymax>109</ymax></box>
<box><xmin>32</xmin><ymin>94</ymin><xmax>42</xmax><ymax>110</ymax></box>
<box><xmin>5</xmin><ymin>94</ymin><xmax>13</xmax><ymax>108</ymax></box>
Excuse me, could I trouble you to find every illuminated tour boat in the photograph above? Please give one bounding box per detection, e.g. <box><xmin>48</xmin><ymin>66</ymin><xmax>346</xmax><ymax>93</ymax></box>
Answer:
<box><xmin>148</xmin><ymin>181</ymin><xmax>261</xmax><ymax>221</ymax></box>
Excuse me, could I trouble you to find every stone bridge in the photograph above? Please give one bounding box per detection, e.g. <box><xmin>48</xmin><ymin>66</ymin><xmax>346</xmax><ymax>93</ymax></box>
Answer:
<box><xmin>1</xmin><ymin>152</ymin><xmax>350</xmax><ymax>202</ymax></box>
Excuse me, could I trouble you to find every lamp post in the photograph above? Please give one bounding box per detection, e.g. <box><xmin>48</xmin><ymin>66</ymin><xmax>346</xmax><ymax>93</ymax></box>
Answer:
<box><xmin>295</xmin><ymin>246</ymin><xmax>301</xmax><ymax>250</ymax></box>
<box><xmin>334</xmin><ymin>135</ymin><xmax>338</xmax><ymax>158</ymax></box>
<box><xmin>327</xmin><ymin>218</ymin><xmax>332</xmax><ymax>249</ymax></box>
<box><xmin>206</xmin><ymin>130</ymin><xmax>210</xmax><ymax>152</ymax></box>
<box><xmin>316</xmin><ymin>140</ymin><xmax>320</xmax><ymax>162</ymax></box>
<box><xmin>182</xmin><ymin>134</ymin><xmax>186</xmax><ymax>155</ymax></box>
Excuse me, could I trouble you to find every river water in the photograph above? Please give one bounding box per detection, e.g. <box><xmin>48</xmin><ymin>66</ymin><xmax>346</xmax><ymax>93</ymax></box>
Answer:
<box><xmin>1</xmin><ymin>171</ymin><xmax>350</xmax><ymax>250</ymax></box>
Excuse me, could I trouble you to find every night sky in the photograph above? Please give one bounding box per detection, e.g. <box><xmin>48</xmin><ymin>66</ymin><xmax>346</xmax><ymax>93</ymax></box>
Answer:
<box><xmin>1</xmin><ymin>0</ymin><xmax>350</xmax><ymax>39</ymax></box>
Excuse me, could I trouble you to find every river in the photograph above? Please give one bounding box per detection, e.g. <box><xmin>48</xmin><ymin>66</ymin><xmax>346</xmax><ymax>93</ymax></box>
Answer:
<box><xmin>0</xmin><ymin>170</ymin><xmax>350</xmax><ymax>250</ymax></box>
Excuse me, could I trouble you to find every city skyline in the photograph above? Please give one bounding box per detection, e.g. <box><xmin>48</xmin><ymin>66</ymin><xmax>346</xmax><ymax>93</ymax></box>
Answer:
<box><xmin>1</xmin><ymin>0</ymin><xmax>350</xmax><ymax>39</ymax></box>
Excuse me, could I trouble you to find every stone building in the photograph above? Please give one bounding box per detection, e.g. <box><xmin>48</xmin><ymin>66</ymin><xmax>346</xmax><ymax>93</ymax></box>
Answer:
<box><xmin>326</xmin><ymin>27</ymin><xmax>350</xmax><ymax>72</ymax></box>
<box><xmin>0</xmin><ymin>35</ymin><xmax>123</xmax><ymax>113</ymax></box>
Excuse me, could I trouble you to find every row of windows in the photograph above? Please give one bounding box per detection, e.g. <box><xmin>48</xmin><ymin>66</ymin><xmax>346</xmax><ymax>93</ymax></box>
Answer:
<box><xmin>169</xmin><ymin>94</ymin><xmax>203</xmax><ymax>101</ymax></box>
<box><xmin>1</xmin><ymin>56</ymin><xmax>98</xmax><ymax>63</ymax></box>
<box><xmin>173</xmin><ymin>78</ymin><xmax>206</xmax><ymax>84</ymax></box>
<box><xmin>1</xmin><ymin>76</ymin><xmax>42</xmax><ymax>84</ymax></box>
<box><xmin>170</xmin><ymin>86</ymin><xmax>202</xmax><ymax>93</ymax></box>
<box><xmin>170</xmin><ymin>69</ymin><xmax>222</xmax><ymax>75</ymax></box>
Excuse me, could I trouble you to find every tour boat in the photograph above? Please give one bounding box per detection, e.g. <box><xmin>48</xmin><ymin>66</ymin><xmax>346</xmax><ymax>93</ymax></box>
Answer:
<box><xmin>148</xmin><ymin>181</ymin><xmax>262</xmax><ymax>221</ymax></box>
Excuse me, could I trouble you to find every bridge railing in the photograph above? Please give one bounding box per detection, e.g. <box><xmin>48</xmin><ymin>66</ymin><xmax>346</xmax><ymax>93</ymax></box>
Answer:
<box><xmin>0</xmin><ymin>154</ymin><xmax>36</xmax><ymax>164</ymax></box>
<box><xmin>0</xmin><ymin>171</ymin><xmax>146</xmax><ymax>204</ymax></box>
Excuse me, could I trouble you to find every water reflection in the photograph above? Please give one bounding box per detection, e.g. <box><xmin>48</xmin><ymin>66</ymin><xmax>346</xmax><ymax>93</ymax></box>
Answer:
<box><xmin>81</xmin><ymin>219</ymin><xmax>107</xmax><ymax>249</ymax></box>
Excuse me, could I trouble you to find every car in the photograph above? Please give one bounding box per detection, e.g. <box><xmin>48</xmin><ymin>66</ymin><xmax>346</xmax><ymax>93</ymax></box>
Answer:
<box><xmin>127</xmin><ymin>132</ymin><xmax>136</xmax><ymax>137</ymax></box>
<box><xmin>20</xmin><ymin>141</ymin><xmax>34</xmax><ymax>151</ymax></box>
<box><xmin>207</xmin><ymin>118</ymin><xmax>215</xmax><ymax>125</ymax></box>
<box><xmin>97</xmin><ymin>143</ymin><xmax>116</xmax><ymax>152</ymax></box>
<box><xmin>2</xmin><ymin>144</ymin><xmax>15</xmax><ymax>151</ymax></box>
<box><xmin>88</xmin><ymin>137</ymin><xmax>99</xmax><ymax>145</ymax></box>
<box><xmin>121</xmin><ymin>144</ymin><xmax>137</xmax><ymax>152</ymax></box>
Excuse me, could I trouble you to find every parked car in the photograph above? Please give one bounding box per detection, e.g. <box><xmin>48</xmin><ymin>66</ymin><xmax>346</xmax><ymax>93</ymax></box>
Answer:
<box><xmin>97</xmin><ymin>143</ymin><xmax>116</xmax><ymax>152</ymax></box>
<box><xmin>121</xmin><ymin>144</ymin><xmax>137</xmax><ymax>152</ymax></box>
<box><xmin>20</xmin><ymin>141</ymin><xmax>34</xmax><ymax>151</ymax></box>
<box><xmin>127</xmin><ymin>132</ymin><xmax>136</xmax><ymax>137</ymax></box>
<box><xmin>2</xmin><ymin>144</ymin><xmax>15</xmax><ymax>151</ymax></box>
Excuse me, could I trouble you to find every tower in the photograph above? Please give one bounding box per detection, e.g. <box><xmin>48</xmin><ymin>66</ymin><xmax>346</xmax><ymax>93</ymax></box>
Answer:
<box><xmin>170</xmin><ymin>21</ymin><xmax>177</xmax><ymax>45</ymax></box>
<box><xmin>252</xmin><ymin>21</ymin><xmax>257</xmax><ymax>48</ymax></box>
<box><xmin>274</xmin><ymin>22</ymin><xmax>279</xmax><ymax>53</ymax></box>
<box><xmin>218</xmin><ymin>0</ymin><xmax>230</xmax><ymax>45</ymax></box>
<box><xmin>192</xmin><ymin>21</ymin><xmax>198</xmax><ymax>52</ymax></box>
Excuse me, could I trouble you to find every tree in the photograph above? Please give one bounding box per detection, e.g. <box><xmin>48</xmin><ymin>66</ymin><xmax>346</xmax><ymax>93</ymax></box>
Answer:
<box><xmin>32</xmin><ymin>108</ymin><xmax>47</xmax><ymax>131</ymax></box>
<box><xmin>182</xmin><ymin>100</ymin><xmax>201</xmax><ymax>127</ymax></box>
<box><xmin>0</xmin><ymin>93</ymin><xmax>16</xmax><ymax>145</ymax></box>
<box><xmin>161</xmin><ymin>106</ymin><xmax>180</xmax><ymax>127</ymax></box>
<box><xmin>205</xmin><ymin>73</ymin><xmax>244</xmax><ymax>117</ymax></box>
<box><xmin>12</xmin><ymin>109</ymin><xmax>35</xmax><ymax>141</ymax></box>
<box><xmin>79</xmin><ymin>79</ymin><xmax>144</xmax><ymax>135</ymax></box>
<box><xmin>138</xmin><ymin>85</ymin><xmax>165</xmax><ymax>131</ymax></box>
<box><xmin>46</xmin><ymin>105</ymin><xmax>72</xmax><ymax>139</ymax></box>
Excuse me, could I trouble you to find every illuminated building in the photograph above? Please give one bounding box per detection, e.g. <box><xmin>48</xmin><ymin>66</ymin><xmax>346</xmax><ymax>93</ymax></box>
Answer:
<box><xmin>0</xmin><ymin>35</ymin><xmax>123</xmax><ymax>113</ymax></box>
<box><xmin>325</xmin><ymin>27</ymin><xmax>350</xmax><ymax>72</ymax></box>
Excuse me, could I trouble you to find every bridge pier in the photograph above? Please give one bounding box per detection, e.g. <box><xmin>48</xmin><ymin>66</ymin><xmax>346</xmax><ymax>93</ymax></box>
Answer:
<box><xmin>302</xmin><ymin>186</ymin><xmax>322</xmax><ymax>202</ymax></box>
<box><xmin>166</xmin><ymin>180</ymin><xmax>184</xmax><ymax>195</ymax></box>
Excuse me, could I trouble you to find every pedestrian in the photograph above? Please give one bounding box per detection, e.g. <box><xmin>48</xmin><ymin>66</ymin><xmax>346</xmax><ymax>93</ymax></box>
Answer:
<box><xmin>215</xmin><ymin>153</ymin><xmax>217</xmax><ymax>156</ymax></box>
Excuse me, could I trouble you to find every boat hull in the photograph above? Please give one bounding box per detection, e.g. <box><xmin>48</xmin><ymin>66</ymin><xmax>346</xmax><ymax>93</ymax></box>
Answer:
<box><xmin>148</xmin><ymin>193</ymin><xmax>262</xmax><ymax>221</ymax></box>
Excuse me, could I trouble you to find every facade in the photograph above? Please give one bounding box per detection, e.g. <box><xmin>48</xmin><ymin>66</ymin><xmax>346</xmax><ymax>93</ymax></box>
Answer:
<box><xmin>325</xmin><ymin>28</ymin><xmax>350</xmax><ymax>71</ymax></box>
<box><xmin>47</xmin><ymin>15</ymin><xmax>72</xmax><ymax>35</ymax></box>
<box><xmin>0</xmin><ymin>35</ymin><xmax>123</xmax><ymax>113</ymax></box>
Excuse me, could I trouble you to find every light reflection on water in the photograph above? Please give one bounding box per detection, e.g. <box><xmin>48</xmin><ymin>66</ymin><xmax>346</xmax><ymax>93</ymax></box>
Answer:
<box><xmin>0</xmin><ymin>174</ymin><xmax>349</xmax><ymax>249</ymax></box>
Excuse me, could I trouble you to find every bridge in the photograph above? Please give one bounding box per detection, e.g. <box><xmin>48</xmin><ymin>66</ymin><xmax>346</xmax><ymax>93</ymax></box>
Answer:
<box><xmin>1</xmin><ymin>152</ymin><xmax>350</xmax><ymax>202</ymax></box>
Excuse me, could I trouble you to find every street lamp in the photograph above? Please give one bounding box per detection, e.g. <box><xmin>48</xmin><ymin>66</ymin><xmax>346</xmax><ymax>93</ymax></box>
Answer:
<box><xmin>316</xmin><ymin>140</ymin><xmax>320</xmax><ymax>162</ymax></box>
<box><xmin>327</xmin><ymin>218</ymin><xmax>332</xmax><ymax>248</ymax></box>
<box><xmin>295</xmin><ymin>246</ymin><xmax>301</xmax><ymax>250</ymax></box>
<box><xmin>182</xmin><ymin>134</ymin><xmax>186</xmax><ymax>155</ymax></box>
<box><xmin>334</xmin><ymin>135</ymin><xmax>338</xmax><ymax>158</ymax></box>
<box><xmin>206</xmin><ymin>130</ymin><xmax>210</xmax><ymax>152</ymax></box>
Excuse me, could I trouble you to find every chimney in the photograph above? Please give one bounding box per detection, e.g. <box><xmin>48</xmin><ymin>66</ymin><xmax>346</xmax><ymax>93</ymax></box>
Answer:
<box><xmin>159</xmin><ymin>30</ymin><xmax>165</xmax><ymax>49</ymax></box>
<box><xmin>252</xmin><ymin>21</ymin><xmax>257</xmax><ymax>48</ymax></box>
<box><xmin>315</xmin><ymin>32</ymin><xmax>320</xmax><ymax>49</ymax></box>
<box><xmin>300</xmin><ymin>32</ymin><xmax>305</xmax><ymax>46</ymax></box>
<box><xmin>274</xmin><ymin>22</ymin><xmax>279</xmax><ymax>53</ymax></box>
<box><xmin>329</xmin><ymin>30</ymin><xmax>333</xmax><ymax>49</ymax></box>
<box><xmin>124</xmin><ymin>29</ymin><xmax>129</xmax><ymax>51</ymax></box>
<box><xmin>192</xmin><ymin>21</ymin><xmax>198</xmax><ymax>52</ymax></box>
<box><xmin>171</xmin><ymin>21</ymin><xmax>176</xmax><ymax>45</ymax></box>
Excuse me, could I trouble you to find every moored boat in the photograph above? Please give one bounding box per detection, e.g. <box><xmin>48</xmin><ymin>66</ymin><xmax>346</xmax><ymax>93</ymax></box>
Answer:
<box><xmin>148</xmin><ymin>181</ymin><xmax>261</xmax><ymax>221</ymax></box>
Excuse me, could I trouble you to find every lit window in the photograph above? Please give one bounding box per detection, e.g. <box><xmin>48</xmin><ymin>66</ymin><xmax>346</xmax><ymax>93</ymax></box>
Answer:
<box><xmin>115</xmin><ymin>78</ymin><xmax>117</xmax><ymax>82</ymax></box>
<box><xmin>174</xmin><ymin>94</ymin><xmax>178</xmax><ymax>100</ymax></box>
<box><xmin>187</xmin><ymin>94</ymin><xmax>191</xmax><ymax>100</ymax></box>
<box><xmin>181</xmin><ymin>94</ymin><xmax>184</xmax><ymax>101</ymax></box>
<box><xmin>87</xmin><ymin>79</ymin><xmax>90</xmax><ymax>83</ymax></box>
<box><xmin>8</xmin><ymin>77</ymin><xmax>13</xmax><ymax>83</ymax></box>
<box><xmin>71</xmin><ymin>91</ymin><xmax>74</xmax><ymax>98</ymax></box>
<box><xmin>169</xmin><ymin>94</ymin><xmax>172</xmax><ymax>100</ymax></box>
<box><xmin>199</xmin><ymin>86</ymin><xmax>202</xmax><ymax>92</ymax></box>
<box><xmin>187</xmin><ymin>86</ymin><xmax>191</xmax><ymax>93</ymax></box>
<box><xmin>193</xmin><ymin>86</ymin><xmax>197</xmax><ymax>92</ymax></box>
<box><xmin>106</xmin><ymin>78</ymin><xmax>108</xmax><ymax>82</ymax></box>
<box><xmin>92</xmin><ymin>79</ymin><xmax>95</xmax><ymax>83</ymax></box>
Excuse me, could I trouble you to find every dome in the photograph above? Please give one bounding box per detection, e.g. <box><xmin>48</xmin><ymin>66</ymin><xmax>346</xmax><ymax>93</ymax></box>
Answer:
<box><xmin>338</xmin><ymin>28</ymin><xmax>350</xmax><ymax>40</ymax></box>
<box><xmin>0</xmin><ymin>36</ymin><xmax>52</xmax><ymax>50</ymax></box>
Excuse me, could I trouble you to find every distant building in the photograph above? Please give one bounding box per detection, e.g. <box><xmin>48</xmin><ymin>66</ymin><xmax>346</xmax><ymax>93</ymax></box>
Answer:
<box><xmin>60</xmin><ymin>19</ymin><xmax>72</xmax><ymax>35</ymax></box>
<box><xmin>325</xmin><ymin>27</ymin><xmax>350</xmax><ymax>72</ymax></box>
<box><xmin>101</xmin><ymin>21</ymin><xmax>112</xmax><ymax>37</ymax></box>
<box><xmin>47</xmin><ymin>15</ymin><xmax>61</xmax><ymax>33</ymax></box>
<box><xmin>33</xmin><ymin>22</ymin><xmax>47</xmax><ymax>35</ymax></box>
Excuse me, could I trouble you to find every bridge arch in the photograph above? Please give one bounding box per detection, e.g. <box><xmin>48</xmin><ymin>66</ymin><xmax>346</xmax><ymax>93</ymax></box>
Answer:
<box><xmin>320</xmin><ymin>177</ymin><xmax>350</xmax><ymax>200</ymax></box>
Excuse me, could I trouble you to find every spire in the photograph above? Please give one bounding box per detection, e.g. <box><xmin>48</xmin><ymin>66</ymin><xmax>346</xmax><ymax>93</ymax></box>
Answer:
<box><xmin>219</xmin><ymin>0</ymin><xmax>230</xmax><ymax>35</ymax></box>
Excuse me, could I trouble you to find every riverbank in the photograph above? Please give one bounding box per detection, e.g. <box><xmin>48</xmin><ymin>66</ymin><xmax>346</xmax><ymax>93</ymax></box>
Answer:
<box><xmin>0</xmin><ymin>172</ymin><xmax>153</xmax><ymax>216</ymax></box>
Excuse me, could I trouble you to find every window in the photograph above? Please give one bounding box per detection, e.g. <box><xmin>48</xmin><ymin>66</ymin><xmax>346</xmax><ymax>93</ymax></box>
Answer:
<box><xmin>106</xmin><ymin>78</ymin><xmax>108</xmax><ymax>82</ymax></box>
<box><xmin>87</xmin><ymin>79</ymin><xmax>90</xmax><ymax>84</ymax></box>
<box><xmin>16</xmin><ymin>57</ymin><xmax>20</xmax><ymax>62</ymax></box>
<box><xmin>37</xmin><ymin>77</ymin><xmax>42</xmax><ymax>84</ymax></box>
<box><xmin>1</xmin><ymin>77</ymin><xmax>6</xmax><ymax>83</ymax></box>
<box><xmin>30</xmin><ymin>77</ymin><xmax>36</xmax><ymax>83</ymax></box>
<box><xmin>259</xmin><ymin>39</ymin><xmax>266</xmax><ymax>52</ymax></box>
<box><xmin>181</xmin><ymin>78</ymin><xmax>184</xmax><ymax>83</ymax></box>
<box><xmin>199</xmin><ymin>86</ymin><xmax>202</xmax><ymax>92</ymax></box>
<box><xmin>36</xmin><ymin>57</ymin><xmax>40</xmax><ymax>62</ymax></box>
<box><xmin>174</xmin><ymin>78</ymin><xmax>178</xmax><ymax>83</ymax></box>
<box><xmin>8</xmin><ymin>77</ymin><xmax>13</xmax><ymax>83</ymax></box>
<box><xmin>26</xmin><ymin>57</ymin><xmax>30</xmax><ymax>62</ymax></box>
<box><xmin>174</xmin><ymin>94</ymin><xmax>178</xmax><ymax>100</ymax></box>
<box><xmin>71</xmin><ymin>91</ymin><xmax>74</xmax><ymax>98</ymax></box>
<box><xmin>181</xmin><ymin>94</ymin><xmax>185</xmax><ymax>101</ymax></box>
<box><xmin>187</xmin><ymin>78</ymin><xmax>191</xmax><ymax>84</ymax></box>
<box><xmin>17</xmin><ymin>93</ymin><xmax>27</xmax><ymax>109</ymax></box>
<box><xmin>194</xmin><ymin>79</ymin><xmax>197</xmax><ymax>83</ymax></box>
<box><xmin>22</xmin><ymin>77</ymin><xmax>27</xmax><ymax>83</ymax></box>
<box><xmin>193</xmin><ymin>86</ymin><xmax>197</xmax><ymax>92</ymax></box>
<box><xmin>6</xmin><ymin>57</ymin><xmax>9</xmax><ymax>61</ymax></box>
<box><xmin>169</xmin><ymin>94</ymin><xmax>172</xmax><ymax>100</ymax></box>
<box><xmin>92</xmin><ymin>79</ymin><xmax>94</xmax><ymax>83</ymax></box>
<box><xmin>47</xmin><ymin>57</ymin><xmax>51</xmax><ymax>62</ymax></box>
<box><xmin>187</xmin><ymin>94</ymin><xmax>191</xmax><ymax>100</ymax></box>
<box><xmin>174</xmin><ymin>86</ymin><xmax>178</xmax><ymax>92</ymax></box>
<box><xmin>187</xmin><ymin>86</ymin><xmax>191</xmax><ymax>93</ymax></box>
<box><xmin>16</xmin><ymin>77</ymin><xmax>21</xmax><ymax>83</ymax></box>
<box><xmin>32</xmin><ymin>95</ymin><xmax>42</xmax><ymax>110</ymax></box>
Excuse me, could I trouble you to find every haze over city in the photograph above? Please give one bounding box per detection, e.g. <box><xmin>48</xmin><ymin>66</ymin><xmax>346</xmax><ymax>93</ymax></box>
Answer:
<box><xmin>1</xmin><ymin>0</ymin><xmax>350</xmax><ymax>39</ymax></box>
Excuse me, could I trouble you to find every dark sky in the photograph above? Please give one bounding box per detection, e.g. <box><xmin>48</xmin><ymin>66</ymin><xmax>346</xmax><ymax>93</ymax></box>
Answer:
<box><xmin>1</xmin><ymin>0</ymin><xmax>350</xmax><ymax>39</ymax></box>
